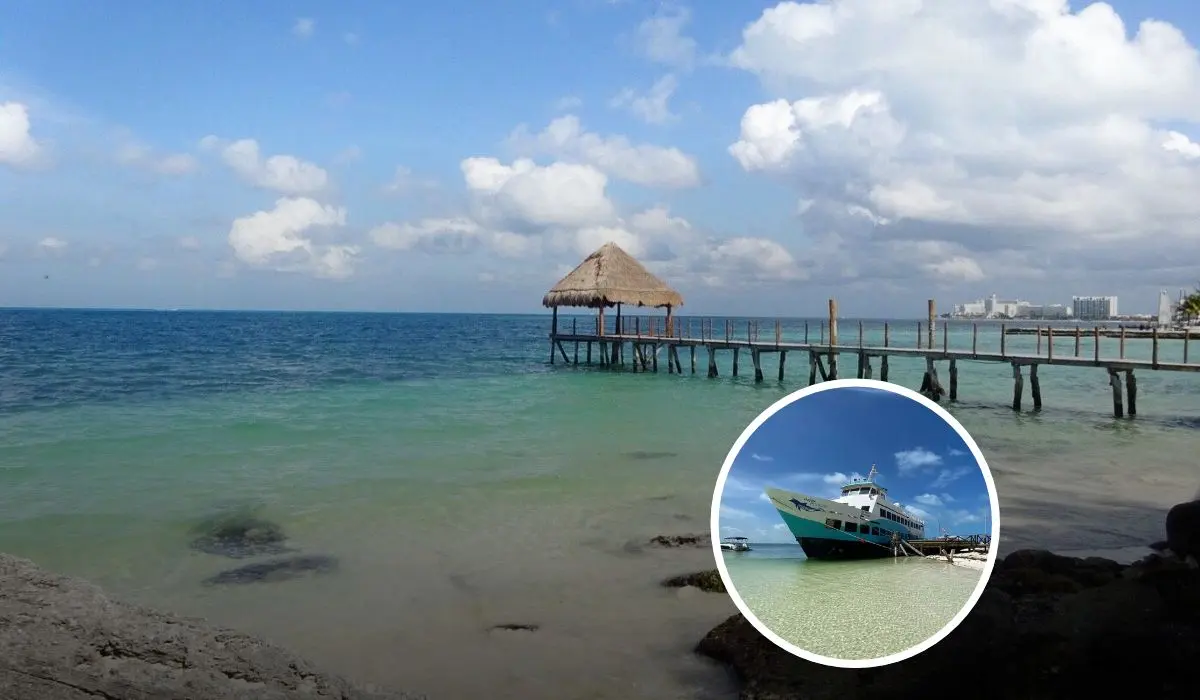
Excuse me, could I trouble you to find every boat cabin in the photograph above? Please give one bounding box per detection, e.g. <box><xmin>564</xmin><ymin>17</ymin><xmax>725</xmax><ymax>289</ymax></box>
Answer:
<box><xmin>833</xmin><ymin>465</ymin><xmax>925</xmax><ymax>536</ymax></box>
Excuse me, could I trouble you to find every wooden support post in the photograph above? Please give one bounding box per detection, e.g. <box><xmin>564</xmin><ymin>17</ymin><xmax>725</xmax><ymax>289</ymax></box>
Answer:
<box><xmin>666</xmin><ymin>345</ymin><xmax>673</xmax><ymax>374</ymax></box>
<box><xmin>615</xmin><ymin>303</ymin><xmax>622</xmax><ymax>339</ymax></box>
<box><xmin>652</xmin><ymin>343</ymin><xmax>659</xmax><ymax>373</ymax></box>
<box><xmin>1011</xmin><ymin>363</ymin><xmax>1023</xmax><ymax>412</ymax></box>
<box><xmin>1119</xmin><ymin>327</ymin><xmax>1126</xmax><ymax>359</ymax></box>
<box><xmin>586</xmin><ymin>342</ymin><xmax>592</xmax><ymax>365</ymax></box>
<box><xmin>778</xmin><ymin>351</ymin><xmax>787</xmax><ymax>381</ymax></box>
<box><xmin>863</xmin><ymin>355</ymin><xmax>873</xmax><ymax>379</ymax></box>
<box><xmin>752</xmin><ymin>349</ymin><xmax>763</xmax><ymax>383</ymax></box>
<box><xmin>556</xmin><ymin>341</ymin><xmax>570</xmax><ymax>364</ymax></box>
<box><xmin>690</xmin><ymin>345</ymin><xmax>696</xmax><ymax>374</ymax></box>
<box><xmin>1036</xmin><ymin>325</ymin><xmax>1042</xmax><ymax>355</ymax></box>
<box><xmin>1000</xmin><ymin>324</ymin><xmax>1007</xmax><ymax>357</ymax></box>
<box><xmin>747</xmin><ymin>321</ymin><xmax>753</xmax><ymax>343</ymax></box>
<box><xmin>725</xmin><ymin>319</ymin><xmax>731</xmax><ymax>343</ymax></box>
<box><xmin>550</xmin><ymin>306</ymin><xmax>558</xmax><ymax>364</ymax></box>
<box><xmin>808</xmin><ymin>352</ymin><xmax>818</xmax><ymax>385</ymax></box>
<box><xmin>828</xmin><ymin>299</ymin><xmax>839</xmax><ymax>380</ymax></box>
<box><xmin>920</xmin><ymin>357</ymin><xmax>944</xmax><ymax>402</ymax></box>
<box><xmin>820</xmin><ymin>321</ymin><xmax>825</xmax><ymax>344</ymax></box>
<box><xmin>927</xmin><ymin>299</ymin><xmax>936</xmax><ymax>349</ymax></box>
<box><xmin>805</xmin><ymin>321</ymin><xmax>810</xmax><ymax>344</ymax></box>
<box><xmin>1030</xmin><ymin>364</ymin><xmax>1042</xmax><ymax>410</ymax></box>
<box><xmin>1186</xmin><ymin>331</ymin><xmax>1191</xmax><ymax>364</ymax></box>
<box><xmin>707</xmin><ymin>346</ymin><xmax>718</xmax><ymax>378</ymax></box>
<box><xmin>857</xmin><ymin>352</ymin><xmax>865</xmax><ymax>379</ymax></box>
<box><xmin>1126</xmin><ymin>370</ymin><xmax>1137</xmax><ymax>417</ymax></box>
<box><xmin>1074</xmin><ymin>327</ymin><xmax>1081</xmax><ymax>357</ymax></box>
<box><xmin>1151</xmin><ymin>328</ymin><xmax>1159</xmax><ymax>369</ymax></box>
<box><xmin>948</xmin><ymin>359</ymin><xmax>958</xmax><ymax>401</ymax></box>
<box><xmin>1094</xmin><ymin>327</ymin><xmax>1101</xmax><ymax>362</ymax></box>
<box><xmin>1047</xmin><ymin>329</ymin><xmax>1053</xmax><ymax>362</ymax></box>
<box><xmin>574</xmin><ymin>341</ymin><xmax>579</xmax><ymax>364</ymax></box>
<box><xmin>1108</xmin><ymin>368</ymin><xmax>1123</xmax><ymax>418</ymax></box>
<box><xmin>883</xmin><ymin>323</ymin><xmax>890</xmax><ymax>348</ymax></box>
<box><xmin>635</xmin><ymin>316</ymin><xmax>641</xmax><ymax>337</ymax></box>
<box><xmin>732</xmin><ymin>348</ymin><xmax>740</xmax><ymax>377</ymax></box>
<box><xmin>942</xmin><ymin>322</ymin><xmax>948</xmax><ymax>353</ymax></box>
<box><xmin>881</xmin><ymin>355</ymin><xmax>889</xmax><ymax>381</ymax></box>
<box><xmin>917</xmin><ymin>322</ymin><xmax>922</xmax><ymax>349</ymax></box>
<box><xmin>858</xmin><ymin>321</ymin><xmax>864</xmax><ymax>349</ymax></box>
<box><xmin>775</xmin><ymin>319</ymin><xmax>782</xmax><ymax>346</ymax></box>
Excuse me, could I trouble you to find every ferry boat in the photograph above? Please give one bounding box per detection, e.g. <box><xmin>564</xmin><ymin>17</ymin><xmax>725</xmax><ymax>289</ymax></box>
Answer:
<box><xmin>720</xmin><ymin>536</ymin><xmax>752</xmax><ymax>552</ymax></box>
<box><xmin>765</xmin><ymin>465</ymin><xmax>925</xmax><ymax>560</ymax></box>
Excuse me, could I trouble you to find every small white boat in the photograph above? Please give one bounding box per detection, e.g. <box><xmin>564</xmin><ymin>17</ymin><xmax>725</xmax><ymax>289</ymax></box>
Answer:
<box><xmin>720</xmin><ymin>536</ymin><xmax>752</xmax><ymax>552</ymax></box>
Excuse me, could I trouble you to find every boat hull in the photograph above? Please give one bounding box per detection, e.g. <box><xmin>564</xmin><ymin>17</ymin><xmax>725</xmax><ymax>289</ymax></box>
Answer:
<box><xmin>798</xmin><ymin>536</ymin><xmax>893</xmax><ymax>560</ymax></box>
<box><xmin>764</xmin><ymin>486</ymin><xmax>920</xmax><ymax>561</ymax></box>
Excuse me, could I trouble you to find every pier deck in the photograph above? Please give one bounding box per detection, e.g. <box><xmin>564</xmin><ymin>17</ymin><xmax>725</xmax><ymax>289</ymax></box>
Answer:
<box><xmin>546</xmin><ymin>298</ymin><xmax>1199</xmax><ymax>418</ymax></box>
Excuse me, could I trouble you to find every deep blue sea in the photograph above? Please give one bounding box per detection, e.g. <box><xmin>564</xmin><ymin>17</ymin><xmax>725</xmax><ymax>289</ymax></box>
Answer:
<box><xmin>1</xmin><ymin>309</ymin><xmax>1196</xmax><ymax>698</ymax></box>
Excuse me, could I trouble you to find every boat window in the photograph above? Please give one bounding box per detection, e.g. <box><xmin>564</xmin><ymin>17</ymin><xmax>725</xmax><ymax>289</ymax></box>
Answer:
<box><xmin>844</xmin><ymin>522</ymin><xmax>858</xmax><ymax>533</ymax></box>
<box><xmin>860</xmin><ymin>505</ymin><xmax>870</xmax><ymax>512</ymax></box>
<box><xmin>871</xmin><ymin>527</ymin><xmax>880</xmax><ymax>536</ymax></box>
<box><xmin>826</xmin><ymin>518</ymin><xmax>841</xmax><ymax>529</ymax></box>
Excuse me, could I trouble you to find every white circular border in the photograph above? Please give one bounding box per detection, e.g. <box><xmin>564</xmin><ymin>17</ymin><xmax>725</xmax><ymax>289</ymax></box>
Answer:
<box><xmin>709</xmin><ymin>377</ymin><xmax>1002</xmax><ymax>669</ymax></box>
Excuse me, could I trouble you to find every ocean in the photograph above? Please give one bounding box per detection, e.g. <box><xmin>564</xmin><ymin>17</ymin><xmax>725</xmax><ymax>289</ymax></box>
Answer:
<box><xmin>719</xmin><ymin>543</ymin><xmax>981</xmax><ymax>661</ymax></box>
<box><xmin>1</xmin><ymin>309</ymin><xmax>1196</xmax><ymax>698</ymax></box>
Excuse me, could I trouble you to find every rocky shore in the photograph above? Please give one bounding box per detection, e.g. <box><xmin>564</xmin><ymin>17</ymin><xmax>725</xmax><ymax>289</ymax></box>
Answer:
<box><xmin>694</xmin><ymin>549</ymin><xmax>1200</xmax><ymax>699</ymax></box>
<box><xmin>0</xmin><ymin>553</ymin><xmax>422</xmax><ymax>700</ymax></box>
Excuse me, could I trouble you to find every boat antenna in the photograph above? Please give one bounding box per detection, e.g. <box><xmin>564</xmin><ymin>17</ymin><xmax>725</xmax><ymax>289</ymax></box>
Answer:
<box><xmin>866</xmin><ymin>464</ymin><xmax>878</xmax><ymax>481</ymax></box>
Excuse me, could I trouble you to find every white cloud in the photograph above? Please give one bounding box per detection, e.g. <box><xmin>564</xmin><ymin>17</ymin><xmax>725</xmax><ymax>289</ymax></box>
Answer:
<box><xmin>726</xmin><ymin>0</ymin><xmax>1200</xmax><ymax>283</ymax></box>
<box><xmin>369</xmin><ymin>217</ymin><xmax>536</xmax><ymax>258</ymax></box>
<box><xmin>178</xmin><ymin>236</ymin><xmax>201</xmax><ymax>251</ymax></box>
<box><xmin>200</xmin><ymin>136</ymin><xmax>328</xmax><ymax>195</ymax></box>
<box><xmin>462</xmin><ymin>156</ymin><xmax>616</xmax><ymax>228</ymax></box>
<box><xmin>719</xmin><ymin>504</ymin><xmax>756</xmax><ymax>521</ymax></box>
<box><xmin>913</xmin><ymin>493</ymin><xmax>944</xmax><ymax>507</ymax></box>
<box><xmin>115</xmin><ymin>142</ymin><xmax>197</xmax><ymax>175</ymax></box>
<box><xmin>894</xmin><ymin>447</ymin><xmax>942</xmax><ymax>473</ymax></box>
<box><xmin>903</xmin><ymin>505</ymin><xmax>931</xmax><ymax>519</ymax></box>
<box><xmin>931</xmin><ymin>467</ymin><xmax>971</xmax><ymax>489</ymax></box>
<box><xmin>38</xmin><ymin>237</ymin><xmax>67</xmax><ymax>252</ymax></box>
<box><xmin>553</xmin><ymin>96</ymin><xmax>583</xmax><ymax>112</ymax></box>
<box><xmin>634</xmin><ymin>7</ymin><xmax>697</xmax><ymax>70</ymax></box>
<box><xmin>0</xmin><ymin>102</ymin><xmax>41</xmax><ymax>166</ymax></box>
<box><xmin>750</xmin><ymin>453</ymin><xmax>773</xmax><ymax>462</ymax></box>
<box><xmin>508</xmin><ymin>115</ymin><xmax>701</xmax><ymax>189</ymax></box>
<box><xmin>227</xmin><ymin>197</ymin><xmax>357</xmax><ymax>279</ymax></box>
<box><xmin>610</xmin><ymin>74</ymin><xmax>679</xmax><ymax>125</ymax></box>
<box><xmin>292</xmin><ymin>18</ymin><xmax>315</xmax><ymax>39</ymax></box>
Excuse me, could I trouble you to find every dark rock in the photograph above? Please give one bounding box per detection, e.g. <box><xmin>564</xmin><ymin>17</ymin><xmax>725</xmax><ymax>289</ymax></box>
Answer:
<box><xmin>696</xmin><ymin>548</ymin><xmax>1200</xmax><ymax>699</ymax></box>
<box><xmin>662</xmin><ymin>570</ymin><xmax>726</xmax><ymax>594</ymax></box>
<box><xmin>648</xmin><ymin>533</ymin><xmax>711</xmax><ymax>549</ymax></box>
<box><xmin>203</xmin><ymin>555</ymin><xmax>339</xmax><ymax>586</ymax></box>
<box><xmin>490</xmin><ymin>623</ymin><xmax>539</xmax><ymax>632</ymax></box>
<box><xmin>189</xmin><ymin>510</ymin><xmax>293</xmax><ymax>559</ymax></box>
<box><xmin>0</xmin><ymin>552</ymin><xmax>420</xmax><ymax>700</ymax></box>
<box><xmin>1164</xmin><ymin>499</ymin><xmax>1200</xmax><ymax>559</ymax></box>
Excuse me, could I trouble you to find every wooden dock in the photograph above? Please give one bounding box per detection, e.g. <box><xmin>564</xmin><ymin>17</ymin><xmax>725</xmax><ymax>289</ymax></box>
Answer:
<box><xmin>546</xmin><ymin>298</ymin><xmax>1200</xmax><ymax>419</ymax></box>
<box><xmin>1004</xmin><ymin>326</ymin><xmax>1199</xmax><ymax>340</ymax></box>
<box><xmin>905</xmin><ymin>536</ymin><xmax>991</xmax><ymax>556</ymax></box>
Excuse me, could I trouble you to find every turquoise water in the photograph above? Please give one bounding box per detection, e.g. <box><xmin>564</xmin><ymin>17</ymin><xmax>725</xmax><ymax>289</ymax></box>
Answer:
<box><xmin>1</xmin><ymin>310</ymin><xmax>1196</xmax><ymax>697</ymax></box>
<box><xmin>721</xmin><ymin>544</ymin><xmax>981</xmax><ymax>660</ymax></box>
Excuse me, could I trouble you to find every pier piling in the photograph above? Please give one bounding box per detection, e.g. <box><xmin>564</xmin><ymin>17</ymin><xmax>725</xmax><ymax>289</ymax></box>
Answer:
<box><xmin>948</xmin><ymin>359</ymin><xmax>958</xmax><ymax>401</ymax></box>
<box><xmin>1126</xmin><ymin>370</ymin><xmax>1137</xmax><ymax>416</ymax></box>
<box><xmin>1011</xmin><ymin>363</ymin><xmax>1024</xmax><ymax>411</ymax></box>
<box><xmin>1108</xmin><ymin>368</ymin><xmax>1124</xmax><ymax>418</ymax></box>
<box><xmin>1030</xmin><ymin>364</ymin><xmax>1042</xmax><ymax>410</ymax></box>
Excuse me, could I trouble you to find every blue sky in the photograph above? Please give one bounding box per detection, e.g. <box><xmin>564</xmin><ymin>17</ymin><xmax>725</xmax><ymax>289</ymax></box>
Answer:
<box><xmin>3</xmin><ymin>1</ymin><xmax>1200</xmax><ymax>314</ymax></box>
<box><xmin>718</xmin><ymin>386</ymin><xmax>991</xmax><ymax>543</ymax></box>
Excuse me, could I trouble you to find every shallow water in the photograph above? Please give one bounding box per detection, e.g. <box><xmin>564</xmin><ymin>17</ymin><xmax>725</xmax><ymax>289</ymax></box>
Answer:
<box><xmin>1</xmin><ymin>310</ymin><xmax>1196</xmax><ymax>698</ymax></box>
<box><xmin>721</xmin><ymin>544</ymin><xmax>981</xmax><ymax>660</ymax></box>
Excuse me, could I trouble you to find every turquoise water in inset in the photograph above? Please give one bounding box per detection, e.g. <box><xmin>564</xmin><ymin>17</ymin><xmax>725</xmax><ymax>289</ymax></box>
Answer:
<box><xmin>1</xmin><ymin>310</ymin><xmax>1196</xmax><ymax>698</ymax></box>
<box><xmin>721</xmin><ymin>544</ymin><xmax>981</xmax><ymax>660</ymax></box>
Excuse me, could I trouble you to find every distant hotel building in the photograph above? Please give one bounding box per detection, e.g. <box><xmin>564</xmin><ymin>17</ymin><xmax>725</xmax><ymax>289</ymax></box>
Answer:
<box><xmin>951</xmin><ymin>294</ymin><xmax>1072</xmax><ymax>319</ymax></box>
<box><xmin>1071</xmin><ymin>295</ymin><xmax>1118</xmax><ymax>320</ymax></box>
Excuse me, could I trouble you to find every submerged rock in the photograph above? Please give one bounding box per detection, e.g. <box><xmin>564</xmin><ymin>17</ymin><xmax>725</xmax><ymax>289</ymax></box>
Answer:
<box><xmin>647</xmin><ymin>533</ymin><xmax>711</xmax><ymax>549</ymax></box>
<box><xmin>696</xmin><ymin>548</ymin><xmax>1200</xmax><ymax>699</ymax></box>
<box><xmin>189</xmin><ymin>509</ymin><xmax>293</xmax><ymax>559</ymax></box>
<box><xmin>662</xmin><ymin>570</ymin><xmax>726</xmax><ymax>594</ymax></box>
<box><xmin>0</xmin><ymin>552</ymin><xmax>419</xmax><ymax>700</ymax></box>
<box><xmin>203</xmin><ymin>554</ymin><xmax>339</xmax><ymax>586</ymax></box>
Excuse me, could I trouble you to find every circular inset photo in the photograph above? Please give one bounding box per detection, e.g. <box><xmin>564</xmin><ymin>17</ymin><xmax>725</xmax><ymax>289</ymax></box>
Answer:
<box><xmin>710</xmin><ymin>378</ymin><xmax>1000</xmax><ymax>668</ymax></box>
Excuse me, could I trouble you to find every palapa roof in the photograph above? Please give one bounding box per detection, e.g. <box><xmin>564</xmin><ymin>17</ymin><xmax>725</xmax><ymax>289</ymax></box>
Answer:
<box><xmin>542</xmin><ymin>242</ymin><xmax>684</xmax><ymax>309</ymax></box>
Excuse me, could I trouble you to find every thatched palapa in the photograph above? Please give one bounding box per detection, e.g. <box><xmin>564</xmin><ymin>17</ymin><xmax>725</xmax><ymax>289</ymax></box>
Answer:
<box><xmin>542</xmin><ymin>242</ymin><xmax>684</xmax><ymax>309</ymax></box>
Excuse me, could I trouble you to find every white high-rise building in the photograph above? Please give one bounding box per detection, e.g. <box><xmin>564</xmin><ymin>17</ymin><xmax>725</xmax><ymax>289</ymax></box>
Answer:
<box><xmin>1071</xmin><ymin>296</ymin><xmax>1118</xmax><ymax>320</ymax></box>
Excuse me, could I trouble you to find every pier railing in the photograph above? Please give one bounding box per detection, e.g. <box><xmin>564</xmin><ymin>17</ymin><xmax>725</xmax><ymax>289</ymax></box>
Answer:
<box><xmin>548</xmin><ymin>299</ymin><xmax>1199</xmax><ymax>418</ymax></box>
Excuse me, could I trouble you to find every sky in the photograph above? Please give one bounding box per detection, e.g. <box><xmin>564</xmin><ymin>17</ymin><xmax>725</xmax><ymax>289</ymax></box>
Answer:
<box><xmin>3</xmin><ymin>0</ymin><xmax>1200</xmax><ymax>315</ymax></box>
<box><xmin>718</xmin><ymin>386</ymin><xmax>991</xmax><ymax>542</ymax></box>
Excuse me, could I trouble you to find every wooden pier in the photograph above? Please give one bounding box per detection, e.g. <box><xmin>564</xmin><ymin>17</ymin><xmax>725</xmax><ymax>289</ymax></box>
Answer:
<box><xmin>1004</xmin><ymin>326</ymin><xmax>1199</xmax><ymax>340</ymax></box>
<box><xmin>905</xmin><ymin>536</ymin><xmax>991</xmax><ymax>556</ymax></box>
<box><xmin>542</xmin><ymin>243</ymin><xmax>1199</xmax><ymax>419</ymax></box>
